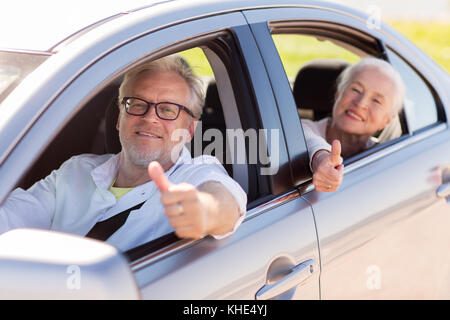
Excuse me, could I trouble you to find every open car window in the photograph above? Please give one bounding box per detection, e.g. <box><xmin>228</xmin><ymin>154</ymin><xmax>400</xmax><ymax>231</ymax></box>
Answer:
<box><xmin>10</xmin><ymin>29</ymin><xmax>273</xmax><ymax>260</ymax></box>
<box><xmin>270</xmin><ymin>28</ymin><xmax>408</xmax><ymax>165</ymax></box>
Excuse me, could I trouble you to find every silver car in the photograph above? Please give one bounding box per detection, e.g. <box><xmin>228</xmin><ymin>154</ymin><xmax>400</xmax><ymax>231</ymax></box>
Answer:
<box><xmin>0</xmin><ymin>0</ymin><xmax>449</xmax><ymax>299</ymax></box>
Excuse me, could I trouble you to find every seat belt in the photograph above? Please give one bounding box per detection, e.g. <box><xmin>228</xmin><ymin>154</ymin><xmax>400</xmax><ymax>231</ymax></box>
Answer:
<box><xmin>85</xmin><ymin>201</ymin><xmax>146</xmax><ymax>241</ymax></box>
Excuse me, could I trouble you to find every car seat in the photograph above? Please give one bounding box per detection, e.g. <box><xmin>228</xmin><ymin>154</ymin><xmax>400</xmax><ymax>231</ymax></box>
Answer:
<box><xmin>293</xmin><ymin>59</ymin><xmax>349</xmax><ymax>121</ymax></box>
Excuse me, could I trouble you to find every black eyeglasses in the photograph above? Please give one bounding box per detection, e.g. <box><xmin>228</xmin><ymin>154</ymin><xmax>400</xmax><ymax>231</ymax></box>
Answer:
<box><xmin>121</xmin><ymin>97</ymin><xmax>195</xmax><ymax>120</ymax></box>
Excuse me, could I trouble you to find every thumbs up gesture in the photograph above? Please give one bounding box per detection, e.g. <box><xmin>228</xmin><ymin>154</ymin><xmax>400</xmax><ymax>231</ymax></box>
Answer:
<box><xmin>311</xmin><ymin>140</ymin><xmax>344</xmax><ymax>192</ymax></box>
<box><xmin>148</xmin><ymin>161</ymin><xmax>211</xmax><ymax>239</ymax></box>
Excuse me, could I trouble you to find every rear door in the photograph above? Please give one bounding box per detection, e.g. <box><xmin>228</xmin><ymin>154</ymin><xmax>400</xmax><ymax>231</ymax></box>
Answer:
<box><xmin>245</xmin><ymin>5</ymin><xmax>450</xmax><ymax>299</ymax></box>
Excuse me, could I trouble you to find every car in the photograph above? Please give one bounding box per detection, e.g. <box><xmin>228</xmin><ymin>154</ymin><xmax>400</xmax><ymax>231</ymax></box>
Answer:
<box><xmin>0</xmin><ymin>0</ymin><xmax>449</xmax><ymax>300</ymax></box>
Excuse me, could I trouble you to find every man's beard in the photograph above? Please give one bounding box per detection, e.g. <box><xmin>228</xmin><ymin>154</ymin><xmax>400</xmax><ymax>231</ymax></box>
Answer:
<box><xmin>119</xmin><ymin>133</ymin><xmax>168</xmax><ymax>169</ymax></box>
<box><xmin>119</xmin><ymin>127</ymin><xmax>189</xmax><ymax>169</ymax></box>
<box><xmin>127</xmin><ymin>143</ymin><xmax>164</xmax><ymax>168</ymax></box>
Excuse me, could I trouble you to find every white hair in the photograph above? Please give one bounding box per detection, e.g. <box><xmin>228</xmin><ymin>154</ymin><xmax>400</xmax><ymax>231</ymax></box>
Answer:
<box><xmin>118</xmin><ymin>54</ymin><xmax>205</xmax><ymax>118</ymax></box>
<box><xmin>336</xmin><ymin>57</ymin><xmax>406</xmax><ymax>115</ymax></box>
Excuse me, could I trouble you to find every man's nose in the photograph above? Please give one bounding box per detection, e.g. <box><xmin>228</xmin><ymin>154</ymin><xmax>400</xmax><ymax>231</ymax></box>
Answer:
<box><xmin>142</xmin><ymin>104</ymin><xmax>159</xmax><ymax>121</ymax></box>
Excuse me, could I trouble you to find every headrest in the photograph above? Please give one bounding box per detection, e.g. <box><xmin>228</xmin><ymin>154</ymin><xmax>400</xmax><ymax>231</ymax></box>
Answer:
<box><xmin>104</xmin><ymin>94</ymin><xmax>122</xmax><ymax>154</ymax></box>
<box><xmin>201</xmin><ymin>81</ymin><xmax>225</xmax><ymax>127</ymax></box>
<box><xmin>293</xmin><ymin>59</ymin><xmax>350</xmax><ymax>120</ymax></box>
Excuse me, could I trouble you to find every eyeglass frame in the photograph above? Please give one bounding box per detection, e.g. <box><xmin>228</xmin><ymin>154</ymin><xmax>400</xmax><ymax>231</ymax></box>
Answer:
<box><xmin>121</xmin><ymin>96</ymin><xmax>196</xmax><ymax>120</ymax></box>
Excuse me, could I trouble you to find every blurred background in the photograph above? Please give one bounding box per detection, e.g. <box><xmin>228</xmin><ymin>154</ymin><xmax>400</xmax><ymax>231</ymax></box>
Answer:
<box><xmin>330</xmin><ymin>0</ymin><xmax>450</xmax><ymax>72</ymax></box>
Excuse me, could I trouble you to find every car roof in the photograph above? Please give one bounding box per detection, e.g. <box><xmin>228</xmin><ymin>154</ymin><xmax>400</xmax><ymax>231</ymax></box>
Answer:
<box><xmin>0</xmin><ymin>0</ymin><xmax>172</xmax><ymax>52</ymax></box>
<box><xmin>1</xmin><ymin>0</ymin><xmax>363</xmax><ymax>53</ymax></box>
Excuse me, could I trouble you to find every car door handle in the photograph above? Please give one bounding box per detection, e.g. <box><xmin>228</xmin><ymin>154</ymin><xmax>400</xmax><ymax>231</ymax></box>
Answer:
<box><xmin>255</xmin><ymin>259</ymin><xmax>317</xmax><ymax>300</ymax></box>
<box><xmin>437</xmin><ymin>183</ymin><xmax>450</xmax><ymax>198</ymax></box>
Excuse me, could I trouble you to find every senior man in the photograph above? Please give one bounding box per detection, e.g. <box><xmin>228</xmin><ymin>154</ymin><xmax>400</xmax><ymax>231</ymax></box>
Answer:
<box><xmin>0</xmin><ymin>55</ymin><xmax>246</xmax><ymax>251</ymax></box>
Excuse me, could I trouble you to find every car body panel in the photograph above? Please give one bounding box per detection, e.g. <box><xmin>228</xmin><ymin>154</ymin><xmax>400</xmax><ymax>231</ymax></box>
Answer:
<box><xmin>307</xmin><ymin>127</ymin><xmax>450</xmax><ymax>299</ymax></box>
<box><xmin>135</xmin><ymin>193</ymin><xmax>320</xmax><ymax>299</ymax></box>
<box><xmin>0</xmin><ymin>0</ymin><xmax>449</xmax><ymax>299</ymax></box>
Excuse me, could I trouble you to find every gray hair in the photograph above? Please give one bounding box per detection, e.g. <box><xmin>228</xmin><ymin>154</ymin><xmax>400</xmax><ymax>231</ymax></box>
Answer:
<box><xmin>336</xmin><ymin>57</ymin><xmax>406</xmax><ymax>115</ymax></box>
<box><xmin>118</xmin><ymin>54</ymin><xmax>205</xmax><ymax>118</ymax></box>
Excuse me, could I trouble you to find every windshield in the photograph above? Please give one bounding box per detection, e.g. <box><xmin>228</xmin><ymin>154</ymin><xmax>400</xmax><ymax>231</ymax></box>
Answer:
<box><xmin>0</xmin><ymin>51</ymin><xmax>49</xmax><ymax>105</ymax></box>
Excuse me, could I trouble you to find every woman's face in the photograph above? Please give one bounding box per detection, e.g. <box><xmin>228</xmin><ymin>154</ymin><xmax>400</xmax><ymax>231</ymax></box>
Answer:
<box><xmin>332</xmin><ymin>66</ymin><xmax>397</xmax><ymax>137</ymax></box>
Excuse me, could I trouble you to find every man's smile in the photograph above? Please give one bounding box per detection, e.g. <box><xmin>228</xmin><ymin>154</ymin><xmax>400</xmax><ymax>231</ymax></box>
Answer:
<box><xmin>135</xmin><ymin>130</ymin><xmax>163</xmax><ymax>139</ymax></box>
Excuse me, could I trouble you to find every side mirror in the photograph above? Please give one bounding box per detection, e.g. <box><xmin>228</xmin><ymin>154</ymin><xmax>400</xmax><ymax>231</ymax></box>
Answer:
<box><xmin>0</xmin><ymin>229</ymin><xmax>140</xmax><ymax>299</ymax></box>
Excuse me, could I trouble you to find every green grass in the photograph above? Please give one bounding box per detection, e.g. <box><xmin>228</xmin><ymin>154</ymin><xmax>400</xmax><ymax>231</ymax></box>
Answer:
<box><xmin>271</xmin><ymin>34</ymin><xmax>361</xmax><ymax>79</ymax></box>
<box><xmin>387</xmin><ymin>21</ymin><xmax>450</xmax><ymax>73</ymax></box>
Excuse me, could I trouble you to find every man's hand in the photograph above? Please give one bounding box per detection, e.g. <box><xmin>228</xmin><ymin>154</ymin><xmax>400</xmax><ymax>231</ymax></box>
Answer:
<box><xmin>311</xmin><ymin>140</ymin><xmax>344</xmax><ymax>192</ymax></box>
<box><xmin>148</xmin><ymin>161</ymin><xmax>240</xmax><ymax>239</ymax></box>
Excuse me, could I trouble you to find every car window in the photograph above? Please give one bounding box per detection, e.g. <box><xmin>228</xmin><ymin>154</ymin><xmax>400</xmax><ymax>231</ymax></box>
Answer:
<box><xmin>11</xmin><ymin>32</ymin><xmax>271</xmax><ymax>257</ymax></box>
<box><xmin>387</xmin><ymin>48</ymin><xmax>440</xmax><ymax>133</ymax></box>
<box><xmin>16</xmin><ymin>44</ymin><xmax>255</xmax><ymax>194</ymax></box>
<box><xmin>272</xmin><ymin>33</ymin><xmax>360</xmax><ymax>122</ymax></box>
<box><xmin>271</xmin><ymin>31</ymin><xmax>409</xmax><ymax>164</ymax></box>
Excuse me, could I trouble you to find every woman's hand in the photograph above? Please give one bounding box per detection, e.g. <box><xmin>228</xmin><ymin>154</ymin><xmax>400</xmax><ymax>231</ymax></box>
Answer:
<box><xmin>311</xmin><ymin>140</ymin><xmax>344</xmax><ymax>192</ymax></box>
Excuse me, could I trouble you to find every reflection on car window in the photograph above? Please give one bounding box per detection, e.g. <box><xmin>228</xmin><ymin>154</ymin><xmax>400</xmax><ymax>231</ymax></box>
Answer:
<box><xmin>387</xmin><ymin>48</ymin><xmax>438</xmax><ymax>132</ymax></box>
<box><xmin>0</xmin><ymin>65</ymin><xmax>20</xmax><ymax>96</ymax></box>
<box><xmin>0</xmin><ymin>51</ymin><xmax>48</xmax><ymax>106</ymax></box>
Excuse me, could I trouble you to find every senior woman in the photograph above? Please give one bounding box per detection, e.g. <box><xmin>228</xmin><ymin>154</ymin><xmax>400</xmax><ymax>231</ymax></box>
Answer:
<box><xmin>302</xmin><ymin>57</ymin><xmax>406</xmax><ymax>192</ymax></box>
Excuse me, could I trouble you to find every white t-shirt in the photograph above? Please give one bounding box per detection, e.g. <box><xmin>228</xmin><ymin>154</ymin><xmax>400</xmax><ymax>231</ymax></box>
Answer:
<box><xmin>0</xmin><ymin>147</ymin><xmax>247</xmax><ymax>251</ymax></box>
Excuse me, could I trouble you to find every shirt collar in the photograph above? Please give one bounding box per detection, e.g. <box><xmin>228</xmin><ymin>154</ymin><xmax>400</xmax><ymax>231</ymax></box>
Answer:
<box><xmin>90</xmin><ymin>153</ymin><xmax>121</xmax><ymax>190</ymax></box>
<box><xmin>90</xmin><ymin>146</ymin><xmax>192</xmax><ymax>190</ymax></box>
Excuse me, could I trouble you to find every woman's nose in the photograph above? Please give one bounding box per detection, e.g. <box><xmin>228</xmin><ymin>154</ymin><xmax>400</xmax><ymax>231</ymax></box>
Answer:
<box><xmin>354</xmin><ymin>93</ymin><xmax>370</xmax><ymax>109</ymax></box>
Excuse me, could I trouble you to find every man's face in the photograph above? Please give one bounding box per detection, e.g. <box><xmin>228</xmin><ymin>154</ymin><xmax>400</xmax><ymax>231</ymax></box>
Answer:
<box><xmin>117</xmin><ymin>70</ymin><xmax>196</xmax><ymax>169</ymax></box>
<box><xmin>332</xmin><ymin>66</ymin><xmax>397</xmax><ymax>136</ymax></box>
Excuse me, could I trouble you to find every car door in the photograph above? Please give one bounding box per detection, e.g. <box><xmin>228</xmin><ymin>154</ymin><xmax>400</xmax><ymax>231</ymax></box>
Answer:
<box><xmin>0</xmin><ymin>6</ymin><xmax>320</xmax><ymax>299</ymax></box>
<box><xmin>245</xmin><ymin>5</ymin><xmax>450</xmax><ymax>299</ymax></box>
